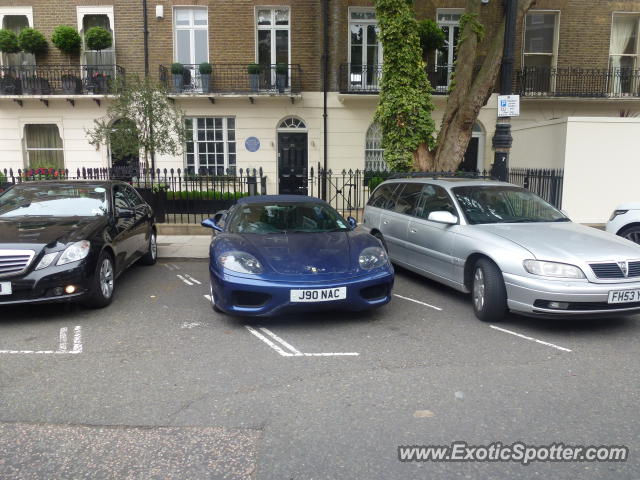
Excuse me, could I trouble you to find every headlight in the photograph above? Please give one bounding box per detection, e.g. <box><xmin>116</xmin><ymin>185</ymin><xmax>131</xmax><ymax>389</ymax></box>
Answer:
<box><xmin>359</xmin><ymin>246</ymin><xmax>388</xmax><ymax>270</ymax></box>
<box><xmin>609</xmin><ymin>209</ymin><xmax>628</xmax><ymax>221</ymax></box>
<box><xmin>523</xmin><ymin>259</ymin><xmax>585</xmax><ymax>279</ymax></box>
<box><xmin>57</xmin><ymin>240</ymin><xmax>91</xmax><ymax>266</ymax></box>
<box><xmin>218</xmin><ymin>251</ymin><xmax>263</xmax><ymax>274</ymax></box>
<box><xmin>35</xmin><ymin>252</ymin><xmax>58</xmax><ymax>270</ymax></box>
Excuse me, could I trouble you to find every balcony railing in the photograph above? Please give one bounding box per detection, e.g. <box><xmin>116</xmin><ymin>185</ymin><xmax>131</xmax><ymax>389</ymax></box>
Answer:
<box><xmin>338</xmin><ymin>63</ymin><xmax>452</xmax><ymax>94</ymax></box>
<box><xmin>0</xmin><ymin>65</ymin><xmax>124</xmax><ymax>96</ymax></box>
<box><xmin>516</xmin><ymin>67</ymin><xmax>640</xmax><ymax>98</ymax></box>
<box><xmin>159</xmin><ymin>64</ymin><xmax>302</xmax><ymax>95</ymax></box>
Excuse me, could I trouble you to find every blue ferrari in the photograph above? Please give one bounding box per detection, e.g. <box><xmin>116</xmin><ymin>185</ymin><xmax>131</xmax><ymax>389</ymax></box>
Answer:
<box><xmin>201</xmin><ymin>195</ymin><xmax>394</xmax><ymax>316</ymax></box>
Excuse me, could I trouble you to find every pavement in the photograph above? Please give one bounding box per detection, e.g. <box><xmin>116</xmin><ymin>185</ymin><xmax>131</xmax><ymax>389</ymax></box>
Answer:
<box><xmin>157</xmin><ymin>234</ymin><xmax>211</xmax><ymax>259</ymax></box>
<box><xmin>0</xmin><ymin>259</ymin><xmax>638</xmax><ymax>479</ymax></box>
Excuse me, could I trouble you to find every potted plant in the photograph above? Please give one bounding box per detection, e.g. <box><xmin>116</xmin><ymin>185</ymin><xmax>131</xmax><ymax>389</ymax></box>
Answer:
<box><xmin>199</xmin><ymin>62</ymin><xmax>212</xmax><ymax>93</ymax></box>
<box><xmin>18</xmin><ymin>28</ymin><xmax>49</xmax><ymax>94</ymax></box>
<box><xmin>247</xmin><ymin>63</ymin><xmax>260</xmax><ymax>92</ymax></box>
<box><xmin>171</xmin><ymin>62</ymin><xmax>184</xmax><ymax>93</ymax></box>
<box><xmin>51</xmin><ymin>25</ymin><xmax>82</xmax><ymax>94</ymax></box>
<box><xmin>275</xmin><ymin>63</ymin><xmax>288</xmax><ymax>93</ymax></box>
<box><xmin>0</xmin><ymin>29</ymin><xmax>21</xmax><ymax>94</ymax></box>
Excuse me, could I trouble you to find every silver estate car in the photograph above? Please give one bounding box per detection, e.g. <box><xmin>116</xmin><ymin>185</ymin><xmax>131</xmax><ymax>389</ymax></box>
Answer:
<box><xmin>362</xmin><ymin>178</ymin><xmax>640</xmax><ymax>321</ymax></box>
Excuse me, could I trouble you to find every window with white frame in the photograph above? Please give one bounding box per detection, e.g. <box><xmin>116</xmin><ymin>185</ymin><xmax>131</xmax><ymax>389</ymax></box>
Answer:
<box><xmin>77</xmin><ymin>7</ymin><xmax>116</xmax><ymax>68</ymax></box>
<box><xmin>523</xmin><ymin>11</ymin><xmax>559</xmax><ymax>70</ymax></box>
<box><xmin>435</xmin><ymin>9</ymin><xmax>464</xmax><ymax>90</ymax></box>
<box><xmin>610</xmin><ymin>13</ymin><xmax>640</xmax><ymax>94</ymax></box>
<box><xmin>0</xmin><ymin>7</ymin><xmax>34</xmax><ymax>66</ymax></box>
<box><xmin>256</xmin><ymin>7</ymin><xmax>290</xmax><ymax>71</ymax></box>
<box><xmin>348</xmin><ymin>8</ymin><xmax>381</xmax><ymax>89</ymax></box>
<box><xmin>185</xmin><ymin>118</ymin><xmax>236</xmax><ymax>175</ymax></box>
<box><xmin>365</xmin><ymin>123</ymin><xmax>386</xmax><ymax>171</ymax></box>
<box><xmin>24</xmin><ymin>124</ymin><xmax>64</xmax><ymax>169</ymax></box>
<box><xmin>174</xmin><ymin>8</ymin><xmax>208</xmax><ymax>67</ymax></box>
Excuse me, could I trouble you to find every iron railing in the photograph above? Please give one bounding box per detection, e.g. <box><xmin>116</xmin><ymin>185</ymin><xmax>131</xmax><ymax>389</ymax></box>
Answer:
<box><xmin>516</xmin><ymin>67</ymin><xmax>640</xmax><ymax>98</ymax></box>
<box><xmin>0</xmin><ymin>65</ymin><xmax>124</xmax><ymax>95</ymax></box>
<box><xmin>338</xmin><ymin>63</ymin><xmax>452</xmax><ymax>94</ymax></box>
<box><xmin>159</xmin><ymin>64</ymin><xmax>302</xmax><ymax>95</ymax></box>
<box><xmin>0</xmin><ymin>165</ymin><xmax>267</xmax><ymax>224</ymax></box>
<box><xmin>508</xmin><ymin>168</ymin><xmax>564</xmax><ymax>209</ymax></box>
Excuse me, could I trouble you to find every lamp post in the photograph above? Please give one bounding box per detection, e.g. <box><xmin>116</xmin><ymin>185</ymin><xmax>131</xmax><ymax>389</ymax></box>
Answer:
<box><xmin>491</xmin><ymin>0</ymin><xmax>517</xmax><ymax>181</ymax></box>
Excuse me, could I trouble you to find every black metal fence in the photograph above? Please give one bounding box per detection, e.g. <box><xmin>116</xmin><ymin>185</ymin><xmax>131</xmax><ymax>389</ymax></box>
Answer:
<box><xmin>508</xmin><ymin>168</ymin><xmax>564</xmax><ymax>209</ymax></box>
<box><xmin>0</xmin><ymin>65</ymin><xmax>125</xmax><ymax>96</ymax></box>
<box><xmin>516</xmin><ymin>67</ymin><xmax>640</xmax><ymax>98</ymax></box>
<box><xmin>338</xmin><ymin>63</ymin><xmax>451</xmax><ymax>94</ymax></box>
<box><xmin>159</xmin><ymin>64</ymin><xmax>302</xmax><ymax>95</ymax></box>
<box><xmin>0</xmin><ymin>166</ymin><xmax>267</xmax><ymax>224</ymax></box>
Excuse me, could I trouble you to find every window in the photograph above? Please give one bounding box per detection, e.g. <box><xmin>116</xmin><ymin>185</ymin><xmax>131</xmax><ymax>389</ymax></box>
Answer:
<box><xmin>0</xmin><ymin>7</ymin><xmax>33</xmax><ymax>66</ymax></box>
<box><xmin>523</xmin><ymin>11</ymin><xmax>559</xmax><ymax>70</ymax></box>
<box><xmin>77</xmin><ymin>7</ymin><xmax>116</xmax><ymax>69</ymax></box>
<box><xmin>393</xmin><ymin>183</ymin><xmax>424</xmax><ymax>215</ymax></box>
<box><xmin>185</xmin><ymin>117</ymin><xmax>236</xmax><ymax>175</ymax></box>
<box><xmin>174</xmin><ymin>7</ymin><xmax>208</xmax><ymax>91</ymax></box>
<box><xmin>367</xmin><ymin>183</ymin><xmax>400</xmax><ymax>210</ymax></box>
<box><xmin>348</xmin><ymin>8</ymin><xmax>381</xmax><ymax>89</ymax></box>
<box><xmin>256</xmin><ymin>7</ymin><xmax>290</xmax><ymax>86</ymax></box>
<box><xmin>24</xmin><ymin>124</ymin><xmax>64</xmax><ymax>169</ymax></box>
<box><xmin>365</xmin><ymin>123</ymin><xmax>386</xmax><ymax>171</ymax></box>
<box><xmin>278</xmin><ymin>117</ymin><xmax>306</xmax><ymax>130</ymax></box>
<box><xmin>435</xmin><ymin>9</ymin><xmax>464</xmax><ymax>91</ymax></box>
<box><xmin>415</xmin><ymin>185</ymin><xmax>456</xmax><ymax>220</ymax></box>
<box><xmin>610</xmin><ymin>14</ymin><xmax>640</xmax><ymax>94</ymax></box>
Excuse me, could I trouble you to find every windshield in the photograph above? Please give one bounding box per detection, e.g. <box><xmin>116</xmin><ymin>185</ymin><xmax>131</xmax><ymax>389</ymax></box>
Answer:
<box><xmin>0</xmin><ymin>184</ymin><xmax>109</xmax><ymax>218</ymax></box>
<box><xmin>452</xmin><ymin>186</ymin><xmax>568</xmax><ymax>225</ymax></box>
<box><xmin>227</xmin><ymin>202</ymin><xmax>351</xmax><ymax>234</ymax></box>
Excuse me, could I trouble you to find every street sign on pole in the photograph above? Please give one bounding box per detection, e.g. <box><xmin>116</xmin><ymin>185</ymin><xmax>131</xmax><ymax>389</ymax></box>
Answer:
<box><xmin>497</xmin><ymin>95</ymin><xmax>520</xmax><ymax>117</ymax></box>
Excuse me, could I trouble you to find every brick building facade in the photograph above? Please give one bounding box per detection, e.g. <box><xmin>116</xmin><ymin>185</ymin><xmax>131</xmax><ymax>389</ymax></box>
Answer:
<box><xmin>0</xmin><ymin>0</ymin><xmax>639</xmax><ymax>193</ymax></box>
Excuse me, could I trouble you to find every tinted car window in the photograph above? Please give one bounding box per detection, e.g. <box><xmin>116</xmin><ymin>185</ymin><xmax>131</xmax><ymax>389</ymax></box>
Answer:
<box><xmin>123</xmin><ymin>185</ymin><xmax>144</xmax><ymax>206</ymax></box>
<box><xmin>415</xmin><ymin>185</ymin><xmax>457</xmax><ymax>220</ymax></box>
<box><xmin>368</xmin><ymin>183</ymin><xmax>399</xmax><ymax>210</ymax></box>
<box><xmin>114</xmin><ymin>187</ymin><xmax>135</xmax><ymax>210</ymax></box>
<box><xmin>0</xmin><ymin>184</ymin><xmax>108</xmax><ymax>217</ymax></box>
<box><xmin>392</xmin><ymin>183</ymin><xmax>424</xmax><ymax>215</ymax></box>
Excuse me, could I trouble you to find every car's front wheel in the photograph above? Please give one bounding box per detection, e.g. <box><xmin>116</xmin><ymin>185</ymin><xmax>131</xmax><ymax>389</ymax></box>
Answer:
<box><xmin>472</xmin><ymin>259</ymin><xmax>507</xmax><ymax>322</ymax></box>
<box><xmin>139</xmin><ymin>231</ymin><xmax>158</xmax><ymax>265</ymax></box>
<box><xmin>619</xmin><ymin>225</ymin><xmax>640</xmax><ymax>245</ymax></box>
<box><xmin>84</xmin><ymin>251</ymin><xmax>115</xmax><ymax>308</ymax></box>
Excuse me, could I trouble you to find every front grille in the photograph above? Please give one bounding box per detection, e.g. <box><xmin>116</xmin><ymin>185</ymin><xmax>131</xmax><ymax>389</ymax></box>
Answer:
<box><xmin>0</xmin><ymin>250</ymin><xmax>36</xmax><ymax>278</ymax></box>
<box><xmin>589</xmin><ymin>261</ymin><xmax>640</xmax><ymax>279</ymax></box>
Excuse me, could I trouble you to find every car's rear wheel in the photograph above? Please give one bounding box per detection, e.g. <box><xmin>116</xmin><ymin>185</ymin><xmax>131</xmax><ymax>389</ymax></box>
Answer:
<box><xmin>139</xmin><ymin>231</ymin><xmax>158</xmax><ymax>266</ymax></box>
<box><xmin>472</xmin><ymin>259</ymin><xmax>507</xmax><ymax>322</ymax></box>
<box><xmin>619</xmin><ymin>225</ymin><xmax>640</xmax><ymax>245</ymax></box>
<box><xmin>84</xmin><ymin>251</ymin><xmax>115</xmax><ymax>308</ymax></box>
<box><xmin>210</xmin><ymin>282</ymin><xmax>222</xmax><ymax>313</ymax></box>
<box><xmin>372</xmin><ymin>231</ymin><xmax>388</xmax><ymax>253</ymax></box>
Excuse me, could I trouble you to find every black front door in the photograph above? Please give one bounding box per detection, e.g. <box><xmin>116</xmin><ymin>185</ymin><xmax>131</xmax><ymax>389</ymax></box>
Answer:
<box><xmin>458</xmin><ymin>137</ymin><xmax>479</xmax><ymax>172</ymax></box>
<box><xmin>278</xmin><ymin>132</ymin><xmax>308</xmax><ymax>195</ymax></box>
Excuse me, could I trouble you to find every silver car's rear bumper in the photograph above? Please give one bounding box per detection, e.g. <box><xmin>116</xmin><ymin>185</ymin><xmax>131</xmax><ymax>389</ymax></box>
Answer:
<box><xmin>503</xmin><ymin>273</ymin><xmax>640</xmax><ymax>316</ymax></box>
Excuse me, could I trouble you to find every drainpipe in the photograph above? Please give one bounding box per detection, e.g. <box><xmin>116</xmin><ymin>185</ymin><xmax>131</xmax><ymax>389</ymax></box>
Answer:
<box><xmin>321</xmin><ymin>0</ymin><xmax>329</xmax><ymax>200</ymax></box>
<box><xmin>142</xmin><ymin>0</ymin><xmax>149</xmax><ymax>77</ymax></box>
<box><xmin>491</xmin><ymin>0</ymin><xmax>517</xmax><ymax>181</ymax></box>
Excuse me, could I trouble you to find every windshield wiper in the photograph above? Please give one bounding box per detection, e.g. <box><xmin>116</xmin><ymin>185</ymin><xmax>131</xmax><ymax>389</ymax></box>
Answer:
<box><xmin>553</xmin><ymin>218</ymin><xmax>571</xmax><ymax>222</ymax></box>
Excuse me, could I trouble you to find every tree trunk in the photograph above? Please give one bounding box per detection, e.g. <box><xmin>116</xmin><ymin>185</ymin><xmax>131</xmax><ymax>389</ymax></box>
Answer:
<box><xmin>414</xmin><ymin>143</ymin><xmax>436</xmax><ymax>171</ymax></box>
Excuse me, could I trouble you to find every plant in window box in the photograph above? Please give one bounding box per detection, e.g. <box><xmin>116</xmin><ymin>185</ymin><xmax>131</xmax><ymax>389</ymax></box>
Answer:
<box><xmin>90</xmin><ymin>71</ymin><xmax>111</xmax><ymax>94</ymax></box>
<box><xmin>247</xmin><ymin>63</ymin><xmax>261</xmax><ymax>92</ymax></box>
<box><xmin>171</xmin><ymin>63</ymin><xmax>184</xmax><ymax>93</ymax></box>
<box><xmin>199</xmin><ymin>62</ymin><xmax>212</xmax><ymax>93</ymax></box>
<box><xmin>275</xmin><ymin>63</ymin><xmax>288</xmax><ymax>93</ymax></box>
<box><xmin>51</xmin><ymin>26</ymin><xmax>83</xmax><ymax>94</ymax></box>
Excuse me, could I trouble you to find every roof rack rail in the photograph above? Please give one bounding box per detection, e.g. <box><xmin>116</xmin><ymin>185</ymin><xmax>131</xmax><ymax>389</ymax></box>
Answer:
<box><xmin>387</xmin><ymin>171</ymin><xmax>493</xmax><ymax>180</ymax></box>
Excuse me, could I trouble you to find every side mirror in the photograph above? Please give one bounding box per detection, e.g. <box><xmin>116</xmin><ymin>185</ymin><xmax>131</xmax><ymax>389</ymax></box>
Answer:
<box><xmin>427</xmin><ymin>211</ymin><xmax>458</xmax><ymax>225</ymax></box>
<box><xmin>201</xmin><ymin>218</ymin><xmax>223</xmax><ymax>232</ymax></box>
<box><xmin>347</xmin><ymin>216</ymin><xmax>357</xmax><ymax>229</ymax></box>
<box><xmin>116</xmin><ymin>207</ymin><xmax>135</xmax><ymax>219</ymax></box>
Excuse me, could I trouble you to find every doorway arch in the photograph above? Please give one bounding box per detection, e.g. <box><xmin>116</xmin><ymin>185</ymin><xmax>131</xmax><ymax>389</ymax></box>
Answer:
<box><xmin>277</xmin><ymin>116</ymin><xmax>308</xmax><ymax>195</ymax></box>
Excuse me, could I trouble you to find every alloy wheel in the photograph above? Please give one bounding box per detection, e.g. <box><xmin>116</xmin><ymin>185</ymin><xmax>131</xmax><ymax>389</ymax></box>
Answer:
<box><xmin>150</xmin><ymin>233</ymin><xmax>158</xmax><ymax>260</ymax></box>
<box><xmin>473</xmin><ymin>267</ymin><xmax>485</xmax><ymax>312</ymax></box>
<box><xmin>100</xmin><ymin>258</ymin><xmax>114</xmax><ymax>299</ymax></box>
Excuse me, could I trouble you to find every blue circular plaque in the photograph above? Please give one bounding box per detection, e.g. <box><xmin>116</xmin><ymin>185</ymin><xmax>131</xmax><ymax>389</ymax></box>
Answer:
<box><xmin>245</xmin><ymin>137</ymin><xmax>260</xmax><ymax>152</ymax></box>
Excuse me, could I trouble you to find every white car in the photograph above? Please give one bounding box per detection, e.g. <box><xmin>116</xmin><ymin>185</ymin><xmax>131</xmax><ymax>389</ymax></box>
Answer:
<box><xmin>606</xmin><ymin>203</ymin><xmax>640</xmax><ymax>244</ymax></box>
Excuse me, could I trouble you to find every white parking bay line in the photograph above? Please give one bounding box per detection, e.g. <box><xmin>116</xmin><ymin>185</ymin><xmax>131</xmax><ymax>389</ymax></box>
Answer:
<box><xmin>245</xmin><ymin>326</ymin><xmax>294</xmax><ymax>357</ymax></box>
<box><xmin>184</xmin><ymin>274</ymin><xmax>202</xmax><ymax>285</ymax></box>
<box><xmin>490</xmin><ymin>325</ymin><xmax>572</xmax><ymax>353</ymax></box>
<box><xmin>177</xmin><ymin>274</ymin><xmax>194</xmax><ymax>286</ymax></box>
<box><xmin>394</xmin><ymin>294</ymin><xmax>443</xmax><ymax>311</ymax></box>
<box><xmin>0</xmin><ymin>326</ymin><xmax>82</xmax><ymax>355</ymax></box>
<box><xmin>260</xmin><ymin>327</ymin><xmax>304</xmax><ymax>356</ymax></box>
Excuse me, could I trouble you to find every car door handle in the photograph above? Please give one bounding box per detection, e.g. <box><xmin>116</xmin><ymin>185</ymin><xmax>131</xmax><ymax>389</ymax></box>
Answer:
<box><xmin>410</xmin><ymin>228</ymin><xmax>417</xmax><ymax>233</ymax></box>
<box><xmin>383</xmin><ymin>220</ymin><xmax>389</xmax><ymax>225</ymax></box>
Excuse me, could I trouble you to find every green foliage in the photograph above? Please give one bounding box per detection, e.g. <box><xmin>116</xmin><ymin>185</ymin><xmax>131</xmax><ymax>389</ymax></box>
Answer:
<box><xmin>417</xmin><ymin>19</ymin><xmax>445</xmax><ymax>59</ymax></box>
<box><xmin>458</xmin><ymin>13</ymin><xmax>485</xmax><ymax>44</ymax></box>
<box><xmin>275</xmin><ymin>63</ymin><xmax>288</xmax><ymax>75</ymax></box>
<box><xmin>51</xmin><ymin>25</ymin><xmax>81</xmax><ymax>54</ymax></box>
<box><xmin>0</xmin><ymin>29</ymin><xmax>20</xmax><ymax>54</ymax></box>
<box><xmin>199</xmin><ymin>62</ymin><xmax>212</xmax><ymax>75</ymax></box>
<box><xmin>84</xmin><ymin>26</ymin><xmax>112</xmax><ymax>51</ymax></box>
<box><xmin>0</xmin><ymin>170</ymin><xmax>6</xmax><ymax>184</ymax></box>
<box><xmin>367</xmin><ymin>176</ymin><xmax>385</xmax><ymax>192</ymax></box>
<box><xmin>374</xmin><ymin>0</ymin><xmax>436</xmax><ymax>171</ymax></box>
<box><xmin>247</xmin><ymin>63</ymin><xmax>261</xmax><ymax>74</ymax></box>
<box><xmin>86</xmin><ymin>75</ymin><xmax>186</xmax><ymax>169</ymax></box>
<box><xmin>171</xmin><ymin>62</ymin><xmax>184</xmax><ymax>74</ymax></box>
<box><xmin>108</xmin><ymin>118</ymin><xmax>140</xmax><ymax>161</ymax></box>
<box><xmin>166</xmin><ymin>190</ymin><xmax>249</xmax><ymax>201</ymax></box>
<box><xmin>18</xmin><ymin>28</ymin><xmax>48</xmax><ymax>55</ymax></box>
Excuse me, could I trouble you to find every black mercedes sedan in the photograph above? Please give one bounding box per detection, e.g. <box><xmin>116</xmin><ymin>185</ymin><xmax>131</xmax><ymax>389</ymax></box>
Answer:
<box><xmin>0</xmin><ymin>180</ymin><xmax>157</xmax><ymax>308</ymax></box>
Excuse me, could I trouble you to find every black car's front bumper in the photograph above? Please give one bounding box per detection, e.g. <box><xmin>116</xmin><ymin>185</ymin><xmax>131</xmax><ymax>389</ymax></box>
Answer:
<box><xmin>0</xmin><ymin>262</ymin><xmax>92</xmax><ymax>305</ymax></box>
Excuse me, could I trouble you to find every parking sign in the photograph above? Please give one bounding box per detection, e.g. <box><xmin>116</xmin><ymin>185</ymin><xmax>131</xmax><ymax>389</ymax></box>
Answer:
<box><xmin>497</xmin><ymin>95</ymin><xmax>520</xmax><ymax>117</ymax></box>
